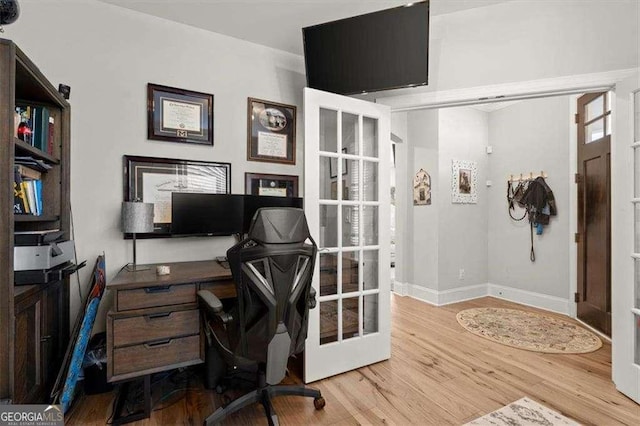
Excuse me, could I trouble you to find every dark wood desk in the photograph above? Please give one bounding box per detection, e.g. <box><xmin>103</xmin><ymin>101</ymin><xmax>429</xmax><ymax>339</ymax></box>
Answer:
<box><xmin>106</xmin><ymin>260</ymin><xmax>235</xmax><ymax>423</ymax></box>
<box><xmin>106</xmin><ymin>260</ymin><xmax>235</xmax><ymax>383</ymax></box>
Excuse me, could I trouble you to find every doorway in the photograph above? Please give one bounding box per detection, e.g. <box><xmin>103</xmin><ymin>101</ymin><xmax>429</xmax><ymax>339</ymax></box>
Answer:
<box><xmin>576</xmin><ymin>92</ymin><xmax>612</xmax><ymax>336</ymax></box>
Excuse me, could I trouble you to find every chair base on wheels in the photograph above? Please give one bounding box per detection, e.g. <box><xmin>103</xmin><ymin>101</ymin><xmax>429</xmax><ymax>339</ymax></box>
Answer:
<box><xmin>205</xmin><ymin>384</ymin><xmax>325</xmax><ymax>426</ymax></box>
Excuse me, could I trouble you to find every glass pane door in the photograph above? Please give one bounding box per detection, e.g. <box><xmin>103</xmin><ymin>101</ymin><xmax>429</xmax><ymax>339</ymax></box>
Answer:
<box><xmin>304</xmin><ymin>88</ymin><xmax>391</xmax><ymax>383</ymax></box>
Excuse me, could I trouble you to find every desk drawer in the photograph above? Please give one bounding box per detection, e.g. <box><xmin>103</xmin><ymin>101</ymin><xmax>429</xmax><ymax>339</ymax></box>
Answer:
<box><xmin>117</xmin><ymin>283</ymin><xmax>196</xmax><ymax>311</ymax></box>
<box><xmin>113</xmin><ymin>309</ymin><xmax>199</xmax><ymax>347</ymax></box>
<box><xmin>113</xmin><ymin>334</ymin><xmax>201</xmax><ymax>377</ymax></box>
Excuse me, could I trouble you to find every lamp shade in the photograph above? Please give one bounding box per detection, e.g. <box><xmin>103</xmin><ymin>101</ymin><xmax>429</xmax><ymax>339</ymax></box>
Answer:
<box><xmin>121</xmin><ymin>201</ymin><xmax>154</xmax><ymax>233</ymax></box>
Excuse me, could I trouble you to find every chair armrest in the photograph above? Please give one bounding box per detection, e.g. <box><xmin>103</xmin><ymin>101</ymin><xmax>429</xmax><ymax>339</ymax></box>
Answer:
<box><xmin>198</xmin><ymin>290</ymin><xmax>224</xmax><ymax>314</ymax></box>
<box><xmin>308</xmin><ymin>287</ymin><xmax>317</xmax><ymax>309</ymax></box>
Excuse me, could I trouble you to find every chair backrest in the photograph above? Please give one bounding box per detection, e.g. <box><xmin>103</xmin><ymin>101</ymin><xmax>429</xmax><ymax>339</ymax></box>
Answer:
<box><xmin>226</xmin><ymin>207</ymin><xmax>317</xmax><ymax>384</ymax></box>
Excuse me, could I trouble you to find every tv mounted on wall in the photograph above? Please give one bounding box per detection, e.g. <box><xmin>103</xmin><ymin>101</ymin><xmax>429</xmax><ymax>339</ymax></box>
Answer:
<box><xmin>302</xmin><ymin>1</ymin><xmax>429</xmax><ymax>95</ymax></box>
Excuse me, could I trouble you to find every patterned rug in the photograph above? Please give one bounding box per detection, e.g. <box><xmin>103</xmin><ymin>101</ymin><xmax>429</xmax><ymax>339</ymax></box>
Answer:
<box><xmin>465</xmin><ymin>397</ymin><xmax>580</xmax><ymax>425</ymax></box>
<box><xmin>456</xmin><ymin>308</ymin><xmax>602</xmax><ymax>354</ymax></box>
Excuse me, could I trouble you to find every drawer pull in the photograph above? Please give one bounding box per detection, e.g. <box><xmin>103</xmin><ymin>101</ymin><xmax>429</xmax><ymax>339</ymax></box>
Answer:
<box><xmin>144</xmin><ymin>339</ymin><xmax>172</xmax><ymax>349</ymax></box>
<box><xmin>144</xmin><ymin>286</ymin><xmax>172</xmax><ymax>294</ymax></box>
<box><xmin>145</xmin><ymin>312</ymin><xmax>172</xmax><ymax>320</ymax></box>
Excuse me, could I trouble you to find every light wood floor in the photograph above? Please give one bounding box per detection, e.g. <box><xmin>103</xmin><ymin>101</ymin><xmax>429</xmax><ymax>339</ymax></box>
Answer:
<box><xmin>67</xmin><ymin>296</ymin><xmax>640</xmax><ymax>425</ymax></box>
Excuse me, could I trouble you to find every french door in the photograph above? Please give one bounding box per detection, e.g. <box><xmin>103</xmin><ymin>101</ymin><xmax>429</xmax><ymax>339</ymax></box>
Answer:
<box><xmin>304</xmin><ymin>88</ymin><xmax>391</xmax><ymax>383</ymax></box>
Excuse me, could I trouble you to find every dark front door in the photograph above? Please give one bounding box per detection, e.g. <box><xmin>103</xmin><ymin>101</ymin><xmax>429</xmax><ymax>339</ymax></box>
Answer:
<box><xmin>576</xmin><ymin>92</ymin><xmax>611</xmax><ymax>336</ymax></box>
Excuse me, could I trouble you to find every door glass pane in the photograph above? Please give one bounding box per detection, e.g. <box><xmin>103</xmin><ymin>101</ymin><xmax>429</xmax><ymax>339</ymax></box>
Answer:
<box><xmin>362</xmin><ymin>206</ymin><xmax>379</xmax><ymax>246</ymax></box>
<box><xmin>363</xmin><ymin>250</ymin><xmax>379</xmax><ymax>290</ymax></box>
<box><xmin>363</xmin><ymin>116</ymin><xmax>378</xmax><ymax>158</ymax></box>
<box><xmin>346</xmin><ymin>159</ymin><xmax>359</xmax><ymax>201</ymax></box>
<box><xmin>634</xmin><ymin>92</ymin><xmax>640</xmax><ymax>141</ymax></box>
<box><xmin>319</xmin><ymin>253</ymin><xmax>338</xmax><ymax>296</ymax></box>
<box><xmin>320</xmin><ymin>157</ymin><xmax>336</xmax><ymax>200</ymax></box>
<box><xmin>342</xmin><ymin>297</ymin><xmax>359</xmax><ymax>340</ymax></box>
<box><xmin>635</xmin><ymin>259</ymin><xmax>640</xmax><ymax>309</ymax></box>
<box><xmin>363</xmin><ymin>161</ymin><xmax>378</xmax><ymax>201</ymax></box>
<box><xmin>320</xmin><ymin>300</ymin><xmax>338</xmax><ymax>345</ymax></box>
<box><xmin>342</xmin><ymin>251</ymin><xmax>359</xmax><ymax>294</ymax></box>
<box><xmin>342</xmin><ymin>206</ymin><xmax>359</xmax><ymax>247</ymax></box>
<box><xmin>606</xmin><ymin>114</ymin><xmax>611</xmax><ymax>136</ymax></box>
<box><xmin>586</xmin><ymin>95</ymin><xmax>604</xmax><ymax>122</ymax></box>
<box><xmin>634</xmin><ymin>148</ymin><xmax>640</xmax><ymax>197</ymax></box>
<box><xmin>585</xmin><ymin>118</ymin><xmax>605</xmax><ymax>143</ymax></box>
<box><xmin>363</xmin><ymin>294</ymin><xmax>379</xmax><ymax>335</ymax></box>
<box><xmin>342</xmin><ymin>112</ymin><xmax>359</xmax><ymax>155</ymax></box>
<box><xmin>320</xmin><ymin>108</ymin><xmax>338</xmax><ymax>153</ymax></box>
<box><xmin>635</xmin><ymin>204</ymin><xmax>640</xmax><ymax>253</ymax></box>
<box><xmin>319</xmin><ymin>205</ymin><xmax>337</xmax><ymax>248</ymax></box>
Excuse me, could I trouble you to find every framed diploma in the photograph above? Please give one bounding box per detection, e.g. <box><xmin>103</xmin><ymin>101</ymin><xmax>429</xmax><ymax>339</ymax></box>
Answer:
<box><xmin>124</xmin><ymin>155</ymin><xmax>231</xmax><ymax>237</ymax></box>
<box><xmin>245</xmin><ymin>173</ymin><xmax>299</xmax><ymax>197</ymax></box>
<box><xmin>247</xmin><ymin>97</ymin><xmax>296</xmax><ymax>164</ymax></box>
<box><xmin>147</xmin><ymin>83</ymin><xmax>214</xmax><ymax>146</ymax></box>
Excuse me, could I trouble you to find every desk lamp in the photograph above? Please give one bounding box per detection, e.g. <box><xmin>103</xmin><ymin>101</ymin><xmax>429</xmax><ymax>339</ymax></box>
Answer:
<box><xmin>122</xmin><ymin>201</ymin><xmax>154</xmax><ymax>272</ymax></box>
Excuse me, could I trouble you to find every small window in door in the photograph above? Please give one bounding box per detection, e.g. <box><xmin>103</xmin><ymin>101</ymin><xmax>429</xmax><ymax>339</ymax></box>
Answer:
<box><xmin>582</xmin><ymin>92</ymin><xmax>612</xmax><ymax>144</ymax></box>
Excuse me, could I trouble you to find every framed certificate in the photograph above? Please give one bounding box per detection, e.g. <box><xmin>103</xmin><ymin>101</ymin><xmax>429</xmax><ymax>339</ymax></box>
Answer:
<box><xmin>247</xmin><ymin>98</ymin><xmax>296</xmax><ymax>164</ymax></box>
<box><xmin>245</xmin><ymin>173</ymin><xmax>298</xmax><ymax>197</ymax></box>
<box><xmin>124</xmin><ymin>155</ymin><xmax>231</xmax><ymax>237</ymax></box>
<box><xmin>147</xmin><ymin>83</ymin><xmax>214</xmax><ymax>146</ymax></box>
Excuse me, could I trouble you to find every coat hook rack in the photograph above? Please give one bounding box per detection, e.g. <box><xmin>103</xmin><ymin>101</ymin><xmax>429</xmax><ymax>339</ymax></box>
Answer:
<box><xmin>507</xmin><ymin>170</ymin><xmax>549</xmax><ymax>182</ymax></box>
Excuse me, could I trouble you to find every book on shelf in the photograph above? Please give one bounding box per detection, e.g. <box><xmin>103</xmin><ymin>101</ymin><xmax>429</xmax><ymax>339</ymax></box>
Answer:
<box><xmin>15</xmin><ymin>164</ymin><xmax>42</xmax><ymax>180</ymax></box>
<box><xmin>32</xmin><ymin>107</ymin><xmax>50</xmax><ymax>152</ymax></box>
<box><xmin>13</xmin><ymin>169</ymin><xmax>27</xmax><ymax>214</ymax></box>
<box><xmin>48</xmin><ymin>116</ymin><xmax>55</xmax><ymax>155</ymax></box>
<box><xmin>15</xmin><ymin>156</ymin><xmax>53</xmax><ymax>172</ymax></box>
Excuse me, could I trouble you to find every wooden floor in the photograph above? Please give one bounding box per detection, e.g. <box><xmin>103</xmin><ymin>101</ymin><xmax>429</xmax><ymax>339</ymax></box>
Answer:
<box><xmin>67</xmin><ymin>296</ymin><xmax>639</xmax><ymax>425</ymax></box>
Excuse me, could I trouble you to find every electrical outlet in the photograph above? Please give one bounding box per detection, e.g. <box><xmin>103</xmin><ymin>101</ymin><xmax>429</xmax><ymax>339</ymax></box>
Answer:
<box><xmin>459</xmin><ymin>269</ymin><xmax>465</xmax><ymax>280</ymax></box>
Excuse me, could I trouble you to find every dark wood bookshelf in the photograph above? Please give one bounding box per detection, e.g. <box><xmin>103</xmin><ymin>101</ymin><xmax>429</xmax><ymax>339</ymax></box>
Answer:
<box><xmin>0</xmin><ymin>38</ymin><xmax>71</xmax><ymax>404</ymax></box>
<box><xmin>14</xmin><ymin>215</ymin><xmax>60</xmax><ymax>223</ymax></box>
<box><xmin>14</xmin><ymin>138</ymin><xmax>60</xmax><ymax>164</ymax></box>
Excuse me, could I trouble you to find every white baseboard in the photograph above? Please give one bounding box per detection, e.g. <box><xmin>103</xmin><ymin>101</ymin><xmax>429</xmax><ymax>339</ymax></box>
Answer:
<box><xmin>392</xmin><ymin>281</ymin><xmax>409</xmax><ymax>296</ymax></box>
<box><xmin>400</xmin><ymin>282</ymin><xmax>571</xmax><ymax>315</ymax></box>
<box><xmin>406</xmin><ymin>283</ymin><xmax>487</xmax><ymax>306</ymax></box>
<box><xmin>487</xmin><ymin>283</ymin><xmax>570</xmax><ymax>316</ymax></box>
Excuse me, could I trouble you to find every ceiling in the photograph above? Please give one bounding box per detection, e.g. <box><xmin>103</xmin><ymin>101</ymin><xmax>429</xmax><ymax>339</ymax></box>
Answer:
<box><xmin>98</xmin><ymin>0</ymin><xmax>513</xmax><ymax>56</ymax></box>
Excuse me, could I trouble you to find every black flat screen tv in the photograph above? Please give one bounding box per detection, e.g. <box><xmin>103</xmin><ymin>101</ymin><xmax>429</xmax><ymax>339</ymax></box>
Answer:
<box><xmin>303</xmin><ymin>1</ymin><xmax>429</xmax><ymax>95</ymax></box>
<box><xmin>171</xmin><ymin>193</ymin><xmax>243</xmax><ymax>236</ymax></box>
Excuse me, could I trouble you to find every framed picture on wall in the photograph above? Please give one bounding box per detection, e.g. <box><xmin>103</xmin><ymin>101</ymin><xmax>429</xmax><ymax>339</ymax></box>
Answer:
<box><xmin>245</xmin><ymin>172</ymin><xmax>298</xmax><ymax>197</ymax></box>
<box><xmin>247</xmin><ymin>98</ymin><xmax>296</xmax><ymax>164</ymax></box>
<box><xmin>124</xmin><ymin>155</ymin><xmax>231</xmax><ymax>237</ymax></box>
<box><xmin>451</xmin><ymin>159</ymin><xmax>478</xmax><ymax>204</ymax></box>
<box><xmin>147</xmin><ymin>83</ymin><xmax>214</xmax><ymax>146</ymax></box>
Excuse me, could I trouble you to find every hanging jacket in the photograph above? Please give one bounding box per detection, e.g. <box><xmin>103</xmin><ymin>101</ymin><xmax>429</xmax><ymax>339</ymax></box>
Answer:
<box><xmin>521</xmin><ymin>176</ymin><xmax>557</xmax><ymax>225</ymax></box>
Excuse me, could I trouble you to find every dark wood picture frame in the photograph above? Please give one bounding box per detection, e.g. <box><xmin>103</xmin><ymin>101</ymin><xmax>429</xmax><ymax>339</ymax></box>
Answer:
<box><xmin>123</xmin><ymin>155</ymin><xmax>231</xmax><ymax>237</ymax></box>
<box><xmin>247</xmin><ymin>97</ymin><xmax>296</xmax><ymax>164</ymax></box>
<box><xmin>147</xmin><ymin>83</ymin><xmax>214</xmax><ymax>146</ymax></box>
<box><xmin>245</xmin><ymin>173</ymin><xmax>298</xmax><ymax>197</ymax></box>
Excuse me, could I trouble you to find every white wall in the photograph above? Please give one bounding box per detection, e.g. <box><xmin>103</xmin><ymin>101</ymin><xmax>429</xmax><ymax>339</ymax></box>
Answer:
<box><xmin>406</xmin><ymin>110</ymin><xmax>439</xmax><ymax>290</ymax></box>
<box><xmin>391</xmin><ymin>112</ymin><xmax>408</xmax><ymax>286</ymax></box>
<box><xmin>4</xmin><ymin>0</ymin><xmax>306</xmax><ymax>330</ymax></box>
<box><xmin>487</xmin><ymin>97</ymin><xmax>571</xmax><ymax>299</ymax></box>
<box><xmin>428</xmin><ymin>0</ymin><xmax>638</xmax><ymax>91</ymax></box>
<box><xmin>437</xmin><ymin>107</ymin><xmax>489</xmax><ymax>290</ymax></box>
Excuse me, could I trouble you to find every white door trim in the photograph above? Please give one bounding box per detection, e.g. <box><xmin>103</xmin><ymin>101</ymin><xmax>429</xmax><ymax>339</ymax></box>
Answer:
<box><xmin>375</xmin><ymin>68</ymin><xmax>637</xmax><ymax>112</ymax></box>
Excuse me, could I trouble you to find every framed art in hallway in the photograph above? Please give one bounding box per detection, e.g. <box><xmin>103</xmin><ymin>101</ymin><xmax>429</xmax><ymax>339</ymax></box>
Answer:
<box><xmin>147</xmin><ymin>83</ymin><xmax>214</xmax><ymax>146</ymax></box>
<box><xmin>451</xmin><ymin>159</ymin><xmax>477</xmax><ymax>204</ymax></box>
<box><xmin>247</xmin><ymin>98</ymin><xmax>296</xmax><ymax>164</ymax></box>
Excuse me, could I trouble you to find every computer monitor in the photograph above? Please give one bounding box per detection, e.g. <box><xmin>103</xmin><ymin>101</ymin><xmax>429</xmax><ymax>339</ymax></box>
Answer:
<box><xmin>242</xmin><ymin>195</ymin><xmax>304</xmax><ymax>234</ymax></box>
<box><xmin>171</xmin><ymin>193</ymin><xmax>243</xmax><ymax>236</ymax></box>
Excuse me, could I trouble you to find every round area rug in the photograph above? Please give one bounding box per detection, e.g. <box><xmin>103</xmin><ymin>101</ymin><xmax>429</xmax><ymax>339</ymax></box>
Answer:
<box><xmin>456</xmin><ymin>308</ymin><xmax>602</xmax><ymax>354</ymax></box>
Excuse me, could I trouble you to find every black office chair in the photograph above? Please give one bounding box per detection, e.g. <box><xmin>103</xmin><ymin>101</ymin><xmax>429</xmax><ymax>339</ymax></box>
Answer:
<box><xmin>198</xmin><ymin>207</ymin><xmax>325</xmax><ymax>425</ymax></box>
